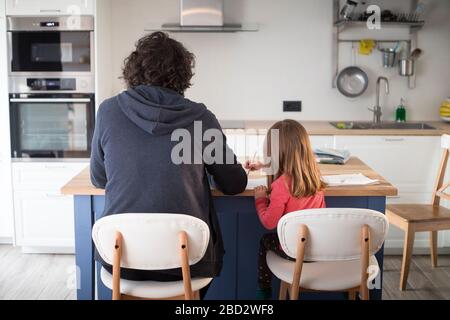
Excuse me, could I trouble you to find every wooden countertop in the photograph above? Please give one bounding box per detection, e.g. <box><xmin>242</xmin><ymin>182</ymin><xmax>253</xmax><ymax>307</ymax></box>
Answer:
<box><xmin>61</xmin><ymin>157</ymin><xmax>398</xmax><ymax>197</ymax></box>
<box><xmin>221</xmin><ymin>121</ymin><xmax>450</xmax><ymax>136</ymax></box>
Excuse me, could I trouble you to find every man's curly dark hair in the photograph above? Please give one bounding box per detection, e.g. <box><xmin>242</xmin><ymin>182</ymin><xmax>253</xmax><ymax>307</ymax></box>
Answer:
<box><xmin>122</xmin><ymin>32</ymin><xmax>195</xmax><ymax>94</ymax></box>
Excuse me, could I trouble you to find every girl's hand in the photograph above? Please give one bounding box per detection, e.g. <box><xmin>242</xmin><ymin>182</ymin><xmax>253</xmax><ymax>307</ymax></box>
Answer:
<box><xmin>244</xmin><ymin>161</ymin><xmax>265</xmax><ymax>171</ymax></box>
<box><xmin>254</xmin><ymin>186</ymin><xmax>268</xmax><ymax>199</ymax></box>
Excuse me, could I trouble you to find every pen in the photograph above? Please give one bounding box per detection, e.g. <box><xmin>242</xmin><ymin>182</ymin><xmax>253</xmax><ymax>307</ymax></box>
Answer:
<box><xmin>247</xmin><ymin>151</ymin><xmax>258</xmax><ymax>177</ymax></box>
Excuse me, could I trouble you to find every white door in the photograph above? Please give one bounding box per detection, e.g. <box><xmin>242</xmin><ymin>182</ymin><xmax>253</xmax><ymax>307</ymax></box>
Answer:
<box><xmin>13</xmin><ymin>190</ymin><xmax>75</xmax><ymax>249</ymax></box>
<box><xmin>6</xmin><ymin>0</ymin><xmax>94</xmax><ymax>16</ymax></box>
<box><xmin>0</xmin><ymin>157</ymin><xmax>14</xmax><ymax>242</ymax></box>
<box><xmin>335</xmin><ymin>136</ymin><xmax>444</xmax><ymax>249</ymax></box>
<box><xmin>12</xmin><ymin>162</ymin><xmax>87</xmax><ymax>252</ymax></box>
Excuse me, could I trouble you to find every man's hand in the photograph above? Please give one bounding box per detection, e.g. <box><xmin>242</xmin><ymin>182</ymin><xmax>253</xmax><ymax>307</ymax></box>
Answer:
<box><xmin>244</xmin><ymin>161</ymin><xmax>266</xmax><ymax>171</ymax></box>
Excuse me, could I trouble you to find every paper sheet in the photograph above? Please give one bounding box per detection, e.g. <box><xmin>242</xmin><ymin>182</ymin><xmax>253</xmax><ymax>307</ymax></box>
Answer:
<box><xmin>322</xmin><ymin>173</ymin><xmax>379</xmax><ymax>187</ymax></box>
<box><xmin>246</xmin><ymin>177</ymin><xmax>268</xmax><ymax>189</ymax></box>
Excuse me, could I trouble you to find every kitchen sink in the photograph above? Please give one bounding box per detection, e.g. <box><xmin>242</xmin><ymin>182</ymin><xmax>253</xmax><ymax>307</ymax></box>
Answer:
<box><xmin>330</xmin><ymin>122</ymin><xmax>436</xmax><ymax>130</ymax></box>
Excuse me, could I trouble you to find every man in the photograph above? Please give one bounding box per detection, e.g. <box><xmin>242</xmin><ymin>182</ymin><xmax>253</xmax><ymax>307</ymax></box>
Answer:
<box><xmin>90</xmin><ymin>32</ymin><xmax>247</xmax><ymax>288</ymax></box>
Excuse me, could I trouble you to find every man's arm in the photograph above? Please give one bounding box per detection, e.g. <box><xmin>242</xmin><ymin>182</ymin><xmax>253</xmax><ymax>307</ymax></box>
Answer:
<box><xmin>203</xmin><ymin>112</ymin><xmax>247</xmax><ymax>195</ymax></box>
<box><xmin>90</xmin><ymin>106</ymin><xmax>107</xmax><ymax>188</ymax></box>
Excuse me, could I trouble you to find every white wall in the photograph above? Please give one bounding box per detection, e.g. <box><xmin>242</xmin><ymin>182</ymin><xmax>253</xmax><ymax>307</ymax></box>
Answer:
<box><xmin>108</xmin><ymin>0</ymin><xmax>450</xmax><ymax>121</ymax></box>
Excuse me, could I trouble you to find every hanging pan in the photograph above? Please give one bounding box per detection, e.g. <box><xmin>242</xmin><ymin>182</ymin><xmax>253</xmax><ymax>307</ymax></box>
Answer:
<box><xmin>336</xmin><ymin>66</ymin><xmax>369</xmax><ymax>98</ymax></box>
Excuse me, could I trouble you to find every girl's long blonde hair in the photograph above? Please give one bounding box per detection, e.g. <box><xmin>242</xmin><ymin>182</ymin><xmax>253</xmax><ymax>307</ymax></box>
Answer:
<box><xmin>267</xmin><ymin>120</ymin><xmax>326</xmax><ymax>198</ymax></box>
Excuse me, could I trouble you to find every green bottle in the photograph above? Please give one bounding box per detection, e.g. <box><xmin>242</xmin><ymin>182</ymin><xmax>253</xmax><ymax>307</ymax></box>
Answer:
<box><xmin>396</xmin><ymin>98</ymin><xmax>407</xmax><ymax>123</ymax></box>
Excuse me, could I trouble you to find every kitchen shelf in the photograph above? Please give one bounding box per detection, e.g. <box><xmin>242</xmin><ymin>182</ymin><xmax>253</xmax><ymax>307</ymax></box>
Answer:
<box><xmin>331</xmin><ymin>0</ymin><xmax>424</xmax><ymax>90</ymax></box>
<box><xmin>334</xmin><ymin>19</ymin><xmax>425</xmax><ymax>32</ymax></box>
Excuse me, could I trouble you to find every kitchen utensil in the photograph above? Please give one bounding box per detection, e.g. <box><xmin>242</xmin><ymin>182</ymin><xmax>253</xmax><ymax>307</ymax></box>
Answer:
<box><xmin>399</xmin><ymin>59</ymin><xmax>415</xmax><ymax>76</ymax></box>
<box><xmin>336</xmin><ymin>66</ymin><xmax>369</xmax><ymax>98</ymax></box>
<box><xmin>340</xmin><ymin>0</ymin><xmax>359</xmax><ymax>20</ymax></box>
<box><xmin>399</xmin><ymin>48</ymin><xmax>422</xmax><ymax>77</ymax></box>
<box><xmin>359</xmin><ymin>39</ymin><xmax>375</xmax><ymax>55</ymax></box>
<box><xmin>379</xmin><ymin>47</ymin><xmax>397</xmax><ymax>68</ymax></box>
<box><xmin>381</xmin><ymin>10</ymin><xmax>397</xmax><ymax>22</ymax></box>
<box><xmin>246</xmin><ymin>151</ymin><xmax>258</xmax><ymax>176</ymax></box>
<box><xmin>409</xmin><ymin>48</ymin><xmax>423</xmax><ymax>60</ymax></box>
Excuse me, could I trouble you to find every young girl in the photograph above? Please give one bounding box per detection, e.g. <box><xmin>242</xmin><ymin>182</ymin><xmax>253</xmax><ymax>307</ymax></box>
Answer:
<box><xmin>245</xmin><ymin>120</ymin><xmax>326</xmax><ymax>299</ymax></box>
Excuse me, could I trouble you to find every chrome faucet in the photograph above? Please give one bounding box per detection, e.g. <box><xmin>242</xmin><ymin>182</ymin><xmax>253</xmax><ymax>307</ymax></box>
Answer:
<box><xmin>369</xmin><ymin>77</ymin><xmax>390</xmax><ymax>124</ymax></box>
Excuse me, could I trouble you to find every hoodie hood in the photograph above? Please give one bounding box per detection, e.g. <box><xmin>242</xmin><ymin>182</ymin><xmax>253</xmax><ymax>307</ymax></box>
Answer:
<box><xmin>116</xmin><ymin>85</ymin><xmax>207</xmax><ymax>136</ymax></box>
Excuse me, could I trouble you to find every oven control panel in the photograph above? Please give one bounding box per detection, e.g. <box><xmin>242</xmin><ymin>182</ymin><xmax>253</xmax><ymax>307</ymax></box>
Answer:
<box><xmin>27</xmin><ymin>78</ymin><xmax>77</xmax><ymax>91</ymax></box>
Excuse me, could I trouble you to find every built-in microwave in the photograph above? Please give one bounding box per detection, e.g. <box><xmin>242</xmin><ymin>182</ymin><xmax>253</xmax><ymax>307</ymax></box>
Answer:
<box><xmin>7</xmin><ymin>16</ymin><xmax>95</xmax><ymax>75</ymax></box>
<box><xmin>9</xmin><ymin>93</ymin><xmax>95</xmax><ymax>159</ymax></box>
<box><xmin>7</xmin><ymin>16</ymin><xmax>96</xmax><ymax>159</ymax></box>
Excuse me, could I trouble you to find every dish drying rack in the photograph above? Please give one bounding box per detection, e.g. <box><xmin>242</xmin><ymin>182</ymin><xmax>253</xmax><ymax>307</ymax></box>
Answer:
<box><xmin>332</xmin><ymin>0</ymin><xmax>425</xmax><ymax>89</ymax></box>
<box><xmin>335</xmin><ymin>12</ymin><xmax>425</xmax><ymax>26</ymax></box>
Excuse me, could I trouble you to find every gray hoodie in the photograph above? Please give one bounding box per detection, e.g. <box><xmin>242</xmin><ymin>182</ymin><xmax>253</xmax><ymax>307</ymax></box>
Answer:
<box><xmin>90</xmin><ymin>85</ymin><xmax>247</xmax><ymax>279</ymax></box>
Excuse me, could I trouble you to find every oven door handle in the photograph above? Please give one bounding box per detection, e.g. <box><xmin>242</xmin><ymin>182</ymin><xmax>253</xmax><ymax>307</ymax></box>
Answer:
<box><xmin>10</xmin><ymin>98</ymin><xmax>92</xmax><ymax>103</ymax></box>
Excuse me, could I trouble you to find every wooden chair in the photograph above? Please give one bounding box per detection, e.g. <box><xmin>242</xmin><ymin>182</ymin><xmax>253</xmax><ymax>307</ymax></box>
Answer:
<box><xmin>386</xmin><ymin>134</ymin><xmax>450</xmax><ymax>291</ymax></box>
<box><xmin>92</xmin><ymin>214</ymin><xmax>212</xmax><ymax>300</ymax></box>
<box><xmin>266</xmin><ymin>208</ymin><xmax>389</xmax><ymax>300</ymax></box>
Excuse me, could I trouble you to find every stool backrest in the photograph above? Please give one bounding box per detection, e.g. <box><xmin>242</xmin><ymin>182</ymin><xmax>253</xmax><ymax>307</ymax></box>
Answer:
<box><xmin>434</xmin><ymin>135</ymin><xmax>450</xmax><ymax>205</ymax></box>
<box><xmin>92</xmin><ymin>214</ymin><xmax>210</xmax><ymax>270</ymax></box>
<box><xmin>278</xmin><ymin>208</ymin><xmax>388</xmax><ymax>261</ymax></box>
<box><xmin>442</xmin><ymin>134</ymin><xmax>450</xmax><ymax>149</ymax></box>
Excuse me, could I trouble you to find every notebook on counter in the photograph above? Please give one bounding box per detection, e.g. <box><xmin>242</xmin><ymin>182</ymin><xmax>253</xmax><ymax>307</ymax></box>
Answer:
<box><xmin>322</xmin><ymin>173</ymin><xmax>379</xmax><ymax>187</ymax></box>
<box><xmin>315</xmin><ymin>148</ymin><xmax>351</xmax><ymax>165</ymax></box>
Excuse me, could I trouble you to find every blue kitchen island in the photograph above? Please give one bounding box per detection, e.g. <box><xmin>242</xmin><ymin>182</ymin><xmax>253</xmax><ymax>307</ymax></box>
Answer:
<box><xmin>61</xmin><ymin>157</ymin><xmax>397</xmax><ymax>300</ymax></box>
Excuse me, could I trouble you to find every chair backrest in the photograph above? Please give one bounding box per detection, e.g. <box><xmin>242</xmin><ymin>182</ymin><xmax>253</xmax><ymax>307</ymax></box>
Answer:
<box><xmin>92</xmin><ymin>214</ymin><xmax>210</xmax><ymax>271</ymax></box>
<box><xmin>433</xmin><ymin>135</ymin><xmax>450</xmax><ymax>205</ymax></box>
<box><xmin>277</xmin><ymin>208</ymin><xmax>388</xmax><ymax>261</ymax></box>
<box><xmin>442</xmin><ymin>134</ymin><xmax>450</xmax><ymax>149</ymax></box>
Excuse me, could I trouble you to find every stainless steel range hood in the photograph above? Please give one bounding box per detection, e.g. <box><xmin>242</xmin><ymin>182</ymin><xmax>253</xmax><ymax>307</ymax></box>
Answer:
<box><xmin>157</xmin><ymin>0</ymin><xmax>258</xmax><ymax>33</ymax></box>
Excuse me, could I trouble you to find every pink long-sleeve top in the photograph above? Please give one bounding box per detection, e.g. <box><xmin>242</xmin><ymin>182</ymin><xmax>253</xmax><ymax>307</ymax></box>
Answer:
<box><xmin>255</xmin><ymin>174</ymin><xmax>326</xmax><ymax>230</ymax></box>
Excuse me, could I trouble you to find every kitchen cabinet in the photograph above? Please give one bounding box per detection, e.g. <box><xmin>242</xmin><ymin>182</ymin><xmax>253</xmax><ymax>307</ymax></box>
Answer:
<box><xmin>6</xmin><ymin>0</ymin><xmax>95</xmax><ymax>16</ymax></box>
<box><xmin>0</xmin><ymin>156</ymin><xmax>14</xmax><ymax>243</ymax></box>
<box><xmin>13</xmin><ymin>190</ymin><xmax>75</xmax><ymax>249</ymax></box>
<box><xmin>224</xmin><ymin>130</ymin><xmax>335</xmax><ymax>159</ymax></box>
<box><xmin>12</xmin><ymin>162</ymin><xmax>87</xmax><ymax>253</ymax></box>
<box><xmin>335</xmin><ymin>136</ymin><xmax>446</xmax><ymax>249</ymax></box>
<box><xmin>1</xmin><ymin>1</ymin><xmax>5</xmax><ymax>16</ymax></box>
<box><xmin>310</xmin><ymin>135</ymin><xmax>335</xmax><ymax>149</ymax></box>
<box><xmin>0</xmin><ymin>13</ymin><xmax>14</xmax><ymax>243</ymax></box>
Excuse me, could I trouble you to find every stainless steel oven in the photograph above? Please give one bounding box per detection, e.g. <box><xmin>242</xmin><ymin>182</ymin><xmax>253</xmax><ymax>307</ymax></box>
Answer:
<box><xmin>10</xmin><ymin>93</ymin><xmax>95</xmax><ymax>159</ymax></box>
<box><xmin>7</xmin><ymin>16</ymin><xmax>96</xmax><ymax>159</ymax></box>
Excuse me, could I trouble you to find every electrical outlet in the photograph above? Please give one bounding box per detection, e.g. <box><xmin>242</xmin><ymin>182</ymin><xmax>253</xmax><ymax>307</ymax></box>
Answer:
<box><xmin>283</xmin><ymin>101</ymin><xmax>302</xmax><ymax>112</ymax></box>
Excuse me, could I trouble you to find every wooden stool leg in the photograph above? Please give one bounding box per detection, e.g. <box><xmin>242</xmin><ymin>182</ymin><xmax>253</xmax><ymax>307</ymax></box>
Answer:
<box><xmin>400</xmin><ymin>225</ymin><xmax>415</xmax><ymax>291</ymax></box>
<box><xmin>279</xmin><ymin>281</ymin><xmax>289</xmax><ymax>300</ymax></box>
<box><xmin>430</xmin><ymin>231</ymin><xmax>438</xmax><ymax>268</ymax></box>
<box><xmin>348</xmin><ymin>289</ymin><xmax>356</xmax><ymax>300</ymax></box>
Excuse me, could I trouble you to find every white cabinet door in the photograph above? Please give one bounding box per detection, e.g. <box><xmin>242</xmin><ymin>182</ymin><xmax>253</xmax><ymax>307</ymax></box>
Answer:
<box><xmin>12</xmin><ymin>162</ymin><xmax>87</xmax><ymax>252</ymax></box>
<box><xmin>13</xmin><ymin>190</ymin><xmax>74</xmax><ymax>249</ymax></box>
<box><xmin>335</xmin><ymin>136</ymin><xmax>441</xmax><ymax>203</ymax></box>
<box><xmin>6</xmin><ymin>0</ymin><xmax>94</xmax><ymax>16</ymax></box>
<box><xmin>310</xmin><ymin>136</ymin><xmax>335</xmax><ymax>149</ymax></box>
<box><xmin>0</xmin><ymin>157</ymin><xmax>14</xmax><ymax>241</ymax></box>
<box><xmin>0</xmin><ymin>1</ymin><xmax>5</xmax><ymax>16</ymax></box>
<box><xmin>335</xmin><ymin>136</ymin><xmax>443</xmax><ymax>249</ymax></box>
<box><xmin>12</xmin><ymin>162</ymin><xmax>87</xmax><ymax>190</ymax></box>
